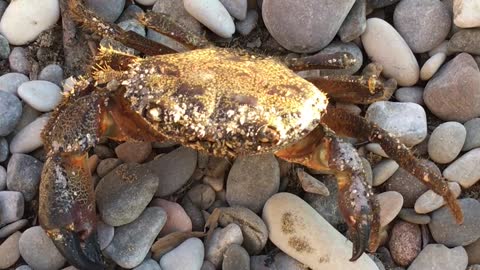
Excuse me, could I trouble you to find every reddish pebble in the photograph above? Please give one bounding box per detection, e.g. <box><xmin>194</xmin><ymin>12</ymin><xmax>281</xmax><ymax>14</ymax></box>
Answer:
<box><xmin>150</xmin><ymin>198</ymin><xmax>192</xmax><ymax>236</ymax></box>
<box><xmin>389</xmin><ymin>221</ymin><xmax>421</xmax><ymax>266</ymax></box>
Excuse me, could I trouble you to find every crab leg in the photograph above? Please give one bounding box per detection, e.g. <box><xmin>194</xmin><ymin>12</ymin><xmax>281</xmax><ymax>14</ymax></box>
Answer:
<box><xmin>321</xmin><ymin>107</ymin><xmax>464</xmax><ymax>224</ymax></box>
<box><xmin>275</xmin><ymin>127</ymin><xmax>380</xmax><ymax>261</ymax></box>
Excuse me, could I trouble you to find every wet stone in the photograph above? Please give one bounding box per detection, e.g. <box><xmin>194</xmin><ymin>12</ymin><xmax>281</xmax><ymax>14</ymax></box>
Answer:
<box><xmin>463</xmin><ymin>118</ymin><xmax>480</xmax><ymax>151</ymax></box>
<box><xmin>6</xmin><ymin>154</ymin><xmax>43</xmax><ymax>201</ymax></box>
<box><xmin>0</xmin><ymin>91</ymin><xmax>22</xmax><ymax>136</ymax></box>
<box><xmin>19</xmin><ymin>226</ymin><xmax>66</xmax><ymax>270</ymax></box>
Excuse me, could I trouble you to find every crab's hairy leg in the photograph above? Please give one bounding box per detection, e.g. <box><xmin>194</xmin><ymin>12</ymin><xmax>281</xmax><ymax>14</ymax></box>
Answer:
<box><xmin>322</xmin><ymin>107</ymin><xmax>464</xmax><ymax>224</ymax></box>
<box><xmin>67</xmin><ymin>0</ymin><xmax>176</xmax><ymax>55</ymax></box>
<box><xmin>138</xmin><ymin>11</ymin><xmax>211</xmax><ymax>50</ymax></box>
<box><xmin>305</xmin><ymin>63</ymin><xmax>397</xmax><ymax>104</ymax></box>
<box><xmin>275</xmin><ymin>127</ymin><xmax>380</xmax><ymax>261</ymax></box>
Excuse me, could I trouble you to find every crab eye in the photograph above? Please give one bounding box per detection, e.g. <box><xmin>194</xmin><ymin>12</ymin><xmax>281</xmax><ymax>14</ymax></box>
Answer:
<box><xmin>257</xmin><ymin>125</ymin><xmax>280</xmax><ymax>144</ymax></box>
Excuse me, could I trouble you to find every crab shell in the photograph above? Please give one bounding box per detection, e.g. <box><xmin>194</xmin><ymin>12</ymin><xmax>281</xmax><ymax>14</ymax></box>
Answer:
<box><xmin>119</xmin><ymin>48</ymin><xmax>329</xmax><ymax>157</ymax></box>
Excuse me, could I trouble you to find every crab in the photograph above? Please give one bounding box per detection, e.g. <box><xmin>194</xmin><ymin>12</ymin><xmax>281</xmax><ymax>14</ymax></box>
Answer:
<box><xmin>38</xmin><ymin>1</ymin><xmax>464</xmax><ymax>269</ymax></box>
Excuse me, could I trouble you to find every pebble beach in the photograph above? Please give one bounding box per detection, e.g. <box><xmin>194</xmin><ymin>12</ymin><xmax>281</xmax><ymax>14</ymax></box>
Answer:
<box><xmin>0</xmin><ymin>0</ymin><xmax>480</xmax><ymax>269</ymax></box>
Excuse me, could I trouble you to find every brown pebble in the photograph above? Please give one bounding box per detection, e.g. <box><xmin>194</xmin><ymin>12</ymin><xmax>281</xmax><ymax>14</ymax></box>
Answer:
<box><xmin>115</xmin><ymin>141</ymin><xmax>152</xmax><ymax>163</ymax></box>
<box><xmin>389</xmin><ymin>221</ymin><xmax>422</xmax><ymax>266</ymax></box>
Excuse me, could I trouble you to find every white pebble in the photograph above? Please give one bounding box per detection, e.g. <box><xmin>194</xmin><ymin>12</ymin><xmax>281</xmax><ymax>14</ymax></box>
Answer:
<box><xmin>160</xmin><ymin>238</ymin><xmax>204</xmax><ymax>270</ymax></box>
<box><xmin>420</xmin><ymin>53</ymin><xmax>446</xmax><ymax>81</ymax></box>
<box><xmin>0</xmin><ymin>0</ymin><xmax>60</xmax><ymax>45</ymax></box>
<box><xmin>414</xmin><ymin>182</ymin><xmax>461</xmax><ymax>214</ymax></box>
<box><xmin>361</xmin><ymin>18</ymin><xmax>419</xmax><ymax>86</ymax></box>
<box><xmin>18</xmin><ymin>80</ymin><xmax>62</xmax><ymax>112</ymax></box>
<box><xmin>184</xmin><ymin>0</ymin><xmax>235</xmax><ymax>38</ymax></box>
<box><xmin>453</xmin><ymin>0</ymin><xmax>480</xmax><ymax>28</ymax></box>
<box><xmin>9</xmin><ymin>115</ymin><xmax>49</xmax><ymax>154</ymax></box>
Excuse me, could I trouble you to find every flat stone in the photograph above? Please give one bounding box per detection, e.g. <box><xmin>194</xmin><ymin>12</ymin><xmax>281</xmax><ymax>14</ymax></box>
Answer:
<box><xmin>96</xmin><ymin>158</ymin><xmax>122</xmax><ymax>178</ymax></box>
<box><xmin>19</xmin><ymin>226</ymin><xmax>66</xmax><ymax>270</ymax></box>
<box><xmin>0</xmin><ymin>0</ymin><xmax>60</xmax><ymax>45</ymax></box>
<box><xmin>114</xmin><ymin>141</ymin><xmax>152</xmax><ymax>163</ymax></box>
<box><xmin>150</xmin><ymin>198</ymin><xmax>192</xmax><ymax>236</ymax></box>
<box><xmin>377</xmin><ymin>191</ymin><xmax>404</xmax><ymax>227</ymax></box>
<box><xmin>428</xmin><ymin>121</ymin><xmax>466</xmax><ymax>164</ymax></box>
<box><xmin>262</xmin><ymin>193</ymin><xmax>379</xmax><ymax>269</ymax></box>
<box><xmin>366</xmin><ymin>101</ymin><xmax>427</xmax><ymax>146</ymax></box>
<box><xmin>449</xmin><ymin>29</ymin><xmax>480</xmax><ymax>55</ymax></box>
<box><xmin>372</xmin><ymin>159</ymin><xmax>399</xmax><ymax>186</ymax></box>
<box><xmin>104</xmin><ymin>207</ymin><xmax>167</xmax><ymax>269</ymax></box>
<box><xmin>0</xmin><ymin>219</ymin><xmax>28</xmax><ymax>238</ymax></box>
<box><xmin>414</xmin><ymin>181</ymin><xmax>461</xmax><ymax>214</ymax></box>
<box><xmin>398</xmin><ymin>208</ymin><xmax>431</xmax><ymax>224</ymax></box>
<box><xmin>389</xmin><ymin>221</ymin><xmax>421</xmax><ymax>266</ymax></box>
<box><xmin>424</xmin><ymin>53</ymin><xmax>480</xmax><ymax>122</ymax></box>
<box><xmin>408</xmin><ymin>244</ymin><xmax>468</xmax><ymax>270</ymax></box>
<box><xmin>429</xmin><ymin>198</ymin><xmax>480</xmax><ymax>247</ymax></box>
<box><xmin>205</xmin><ymin>223</ymin><xmax>244</xmax><ymax>268</ymax></box>
<box><xmin>219</xmin><ymin>0</ymin><xmax>247</xmax><ymax>20</ymax></box>
<box><xmin>38</xmin><ymin>64</ymin><xmax>63</xmax><ymax>86</ymax></box>
<box><xmin>184</xmin><ymin>0</ymin><xmax>235</xmax><ymax>38</ymax></box>
<box><xmin>262</xmin><ymin>0</ymin><xmax>356</xmax><ymax>53</ymax></box>
<box><xmin>226</xmin><ymin>153</ymin><xmax>280</xmax><ymax>213</ymax></box>
<box><xmin>18</xmin><ymin>81</ymin><xmax>62</xmax><ymax>112</ymax></box>
<box><xmin>393</xmin><ymin>0</ymin><xmax>451</xmax><ymax>53</ymax></box>
<box><xmin>9</xmin><ymin>115</ymin><xmax>49</xmax><ymax>153</ymax></box>
<box><xmin>453</xmin><ymin>0</ymin><xmax>480</xmax><ymax>28</ymax></box>
<box><xmin>6</xmin><ymin>154</ymin><xmax>43</xmax><ymax>201</ymax></box>
<box><xmin>84</xmin><ymin>0</ymin><xmax>125</xmax><ymax>22</ymax></box>
<box><xmin>145</xmin><ymin>147</ymin><xmax>197</xmax><ymax>197</ymax></box>
<box><xmin>0</xmin><ymin>232</ymin><xmax>21</xmax><ymax>269</ymax></box>
<box><xmin>0</xmin><ymin>73</ymin><xmax>29</xmax><ymax>96</ymax></box>
<box><xmin>96</xmin><ymin>163</ymin><xmax>159</xmax><ymax>226</ymax></box>
<box><xmin>222</xmin><ymin>244</ymin><xmax>249</xmax><ymax>270</ymax></box>
<box><xmin>444</xmin><ymin>148</ymin><xmax>480</xmax><ymax>188</ymax></box>
<box><xmin>362</xmin><ymin>18</ymin><xmax>419</xmax><ymax>86</ymax></box>
<box><xmin>0</xmin><ymin>90</ymin><xmax>22</xmax><ymax>136</ymax></box>
<box><xmin>395</xmin><ymin>87</ymin><xmax>424</xmax><ymax>105</ymax></box>
<box><xmin>463</xmin><ymin>118</ymin><xmax>480</xmax><ymax>151</ymax></box>
<box><xmin>420</xmin><ymin>53</ymin><xmax>447</xmax><ymax>81</ymax></box>
<box><xmin>160</xmin><ymin>238</ymin><xmax>204</xmax><ymax>270</ymax></box>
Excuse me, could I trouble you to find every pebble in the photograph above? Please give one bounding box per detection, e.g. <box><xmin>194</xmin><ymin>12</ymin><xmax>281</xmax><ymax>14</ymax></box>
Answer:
<box><xmin>96</xmin><ymin>158</ymin><xmax>123</xmax><ymax>177</ymax></box>
<box><xmin>184</xmin><ymin>0</ymin><xmax>235</xmax><ymax>38</ymax></box>
<box><xmin>0</xmin><ymin>138</ymin><xmax>7</xmax><ymax>163</ymax></box>
<box><xmin>160</xmin><ymin>238</ymin><xmax>204</xmax><ymax>270</ymax></box>
<box><xmin>263</xmin><ymin>193</ymin><xmax>379</xmax><ymax>269</ymax></box>
<box><xmin>201</xmin><ymin>261</ymin><xmax>216</xmax><ymax>270</ymax></box>
<box><xmin>389</xmin><ymin>221</ymin><xmax>421</xmax><ymax>266</ymax></box>
<box><xmin>6</xmin><ymin>154</ymin><xmax>43</xmax><ymax>201</ymax></box>
<box><xmin>97</xmin><ymin>220</ymin><xmax>114</xmax><ymax>250</ymax></box>
<box><xmin>220</xmin><ymin>0</ymin><xmax>247</xmax><ymax>20</ymax></box>
<box><xmin>444</xmin><ymin>148</ymin><xmax>480</xmax><ymax>188</ymax></box>
<box><xmin>463</xmin><ymin>118</ymin><xmax>480</xmax><ymax>151</ymax></box>
<box><xmin>408</xmin><ymin>244</ymin><xmax>468</xmax><ymax>270</ymax></box>
<box><xmin>398</xmin><ymin>208</ymin><xmax>431</xmax><ymax>225</ymax></box>
<box><xmin>0</xmin><ymin>219</ymin><xmax>28</xmax><ymax>238</ymax></box>
<box><xmin>366</xmin><ymin>143</ymin><xmax>389</xmax><ymax>158</ymax></box>
<box><xmin>226</xmin><ymin>153</ymin><xmax>280</xmax><ymax>213</ymax></box>
<box><xmin>9</xmin><ymin>115</ymin><xmax>49</xmax><ymax>153</ymax></box>
<box><xmin>296</xmin><ymin>169</ymin><xmax>330</xmax><ymax>196</ymax></box>
<box><xmin>273</xmin><ymin>252</ymin><xmax>309</xmax><ymax>270</ymax></box>
<box><xmin>0</xmin><ymin>73</ymin><xmax>29</xmax><ymax>95</ymax></box>
<box><xmin>262</xmin><ymin>0</ymin><xmax>356</xmax><ymax>53</ymax></box>
<box><xmin>205</xmin><ymin>223</ymin><xmax>244</xmax><ymax>268</ymax></box>
<box><xmin>96</xmin><ymin>163</ymin><xmax>159</xmax><ymax>226</ymax></box>
<box><xmin>0</xmin><ymin>33</ymin><xmax>9</xmax><ymax>59</ymax></box>
<box><xmin>186</xmin><ymin>184</ymin><xmax>216</xmax><ymax>210</ymax></box>
<box><xmin>114</xmin><ymin>141</ymin><xmax>152</xmax><ymax>163</ymax></box>
<box><xmin>429</xmin><ymin>40</ymin><xmax>450</xmax><ymax>57</ymax></box>
<box><xmin>84</xmin><ymin>0</ymin><xmax>125</xmax><ymax>22</ymax></box>
<box><xmin>393</xmin><ymin>0</ymin><xmax>451</xmax><ymax>53</ymax></box>
<box><xmin>222</xmin><ymin>244</ymin><xmax>250</xmax><ymax>270</ymax></box>
<box><xmin>117</xmin><ymin>4</ymin><xmax>144</xmax><ymax>22</ymax></box>
<box><xmin>217</xmin><ymin>206</ymin><xmax>269</xmax><ymax>254</ymax></box>
<box><xmin>448</xmin><ymin>29</ymin><xmax>480</xmax><ymax>55</ymax></box>
<box><xmin>385</xmin><ymin>159</ymin><xmax>437</xmax><ymax>207</ymax></box>
<box><xmin>366</xmin><ymin>101</ymin><xmax>427</xmax><ymax>146</ymax></box>
<box><xmin>0</xmin><ymin>0</ymin><xmax>60</xmax><ymax>45</ymax></box>
<box><xmin>94</xmin><ymin>145</ymin><xmax>115</xmax><ymax>159</ymax></box>
<box><xmin>8</xmin><ymin>47</ymin><xmax>30</xmax><ymax>74</ymax></box>
<box><xmin>133</xmin><ymin>259</ymin><xmax>161</xmax><ymax>270</ymax></box>
<box><xmin>181</xmin><ymin>196</ymin><xmax>205</xmax><ymax>231</ymax></box>
<box><xmin>134</xmin><ymin>0</ymin><xmax>157</xmax><ymax>6</ymax></box>
<box><xmin>152</xmin><ymin>0</ymin><xmax>204</xmax><ymax>36</ymax></box>
<box><xmin>361</xmin><ymin>18</ymin><xmax>419</xmax><ymax>86</ymax></box>
<box><xmin>465</xmin><ymin>238</ymin><xmax>480</xmax><ymax>265</ymax></box>
<box><xmin>18</xmin><ymin>80</ymin><xmax>62</xmax><ymax>112</ymax></box>
<box><xmin>424</xmin><ymin>53</ymin><xmax>480</xmax><ymax>122</ymax></box>
<box><xmin>236</xmin><ymin>10</ymin><xmax>258</xmax><ymax>36</ymax></box>
<box><xmin>145</xmin><ymin>147</ymin><xmax>197</xmax><ymax>197</ymax></box>
<box><xmin>338</xmin><ymin>0</ymin><xmax>366</xmax><ymax>42</ymax></box>
<box><xmin>16</xmin><ymin>266</ymin><xmax>32</xmax><ymax>270</ymax></box>
<box><xmin>0</xmin><ymin>165</ymin><xmax>5</xmax><ymax>190</ymax></box>
<box><xmin>453</xmin><ymin>0</ymin><xmax>480</xmax><ymax>28</ymax></box>
<box><xmin>150</xmin><ymin>198</ymin><xmax>193</xmax><ymax>236</ymax></box>
<box><xmin>19</xmin><ymin>226</ymin><xmax>66</xmax><ymax>270</ymax></box>
<box><xmin>304</xmin><ymin>176</ymin><xmax>344</xmax><ymax>227</ymax></box>
<box><xmin>420</xmin><ymin>53</ymin><xmax>447</xmax><ymax>81</ymax></box>
<box><xmin>377</xmin><ymin>191</ymin><xmax>404</xmax><ymax>227</ymax></box>
<box><xmin>38</xmin><ymin>64</ymin><xmax>63</xmax><ymax>86</ymax></box>
<box><xmin>0</xmin><ymin>91</ymin><xmax>22</xmax><ymax>136</ymax></box>
<box><xmin>428</xmin><ymin>121</ymin><xmax>466</xmax><ymax>164</ymax></box>
<box><xmin>415</xmin><ymin>182</ymin><xmax>461</xmax><ymax>214</ymax></box>
<box><xmin>0</xmin><ymin>231</ymin><xmax>21</xmax><ymax>269</ymax></box>
<box><xmin>372</xmin><ymin>159</ymin><xmax>399</xmax><ymax>186</ymax></box>
<box><xmin>104</xmin><ymin>207</ymin><xmax>167</xmax><ymax>269</ymax></box>
<box><xmin>394</xmin><ymin>87</ymin><xmax>424</xmax><ymax>105</ymax></box>
<box><xmin>429</xmin><ymin>198</ymin><xmax>480</xmax><ymax>247</ymax></box>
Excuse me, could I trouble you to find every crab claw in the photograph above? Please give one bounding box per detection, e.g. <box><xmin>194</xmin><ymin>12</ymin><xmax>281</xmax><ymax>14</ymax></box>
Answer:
<box><xmin>348</xmin><ymin>206</ymin><xmax>372</xmax><ymax>261</ymax></box>
<box><xmin>39</xmin><ymin>153</ymin><xmax>105</xmax><ymax>270</ymax></box>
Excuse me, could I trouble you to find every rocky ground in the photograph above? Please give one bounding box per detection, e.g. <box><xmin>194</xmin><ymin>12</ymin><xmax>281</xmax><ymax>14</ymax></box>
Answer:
<box><xmin>0</xmin><ymin>0</ymin><xmax>480</xmax><ymax>269</ymax></box>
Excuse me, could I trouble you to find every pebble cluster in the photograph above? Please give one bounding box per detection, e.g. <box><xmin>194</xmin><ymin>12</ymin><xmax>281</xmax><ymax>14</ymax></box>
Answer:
<box><xmin>0</xmin><ymin>0</ymin><xmax>480</xmax><ymax>270</ymax></box>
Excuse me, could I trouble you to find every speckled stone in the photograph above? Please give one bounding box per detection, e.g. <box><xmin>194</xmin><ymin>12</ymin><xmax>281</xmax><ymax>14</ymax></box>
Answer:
<box><xmin>377</xmin><ymin>191</ymin><xmax>404</xmax><ymax>227</ymax></box>
<box><xmin>19</xmin><ymin>226</ymin><xmax>66</xmax><ymax>270</ymax></box>
<box><xmin>0</xmin><ymin>232</ymin><xmax>21</xmax><ymax>269</ymax></box>
<box><xmin>408</xmin><ymin>244</ymin><xmax>468</xmax><ymax>270</ymax></box>
<box><xmin>8</xmin><ymin>47</ymin><xmax>30</xmax><ymax>74</ymax></box>
<box><xmin>0</xmin><ymin>219</ymin><xmax>28</xmax><ymax>238</ymax></box>
<box><xmin>463</xmin><ymin>118</ymin><xmax>480</xmax><ymax>151</ymax></box>
<box><xmin>0</xmin><ymin>138</ymin><xmax>7</xmax><ymax>163</ymax></box>
<box><xmin>389</xmin><ymin>221</ymin><xmax>421</xmax><ymax>266</ymax></box>
<box><xmin>6</xmin><ymin>154</ymin><xmax>43</xmax><ymax>201</ymax></box>
<box><xmin>0</xmin><ymin>191</ymin><xmax>24</xmax><ymax>226</ymax></box>
<box><xmin>114</xmin><ymin>141</ymin><xmax>152</xmax><ymax>163</ymax></box>
<box><xmin>428</xmin><ymin>121</ymin><xmax>466</xmax><ymax>164</ymax></box>
<box><xmin>448</xmin><ymin>29</ymin><xmax>480</xmax><ymax>55</ymax></box>
<box><xmin>453</xmin><ymin>0</ymin><xmax>480</xmax><ymax>28</ymax></box>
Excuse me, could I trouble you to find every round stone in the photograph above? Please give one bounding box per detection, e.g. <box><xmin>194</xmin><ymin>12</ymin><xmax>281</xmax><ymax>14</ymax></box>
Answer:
<box><xmin>428</xmin><ymin>121</ymin><xmax>466</xmax><ymax>164</ymax></box>
<box><xmin>0</xmin><ymin>232</ymin><xmax>21</xmax><ymax>269</ymax></box>
<box><xmin>0</xmin><ymin>165</ymin><xmax>5</xmax><ymax>190</ymax></box>
<box><xmin>114</xmin><ymin>141</ymin><xmax>152</xmax><ymax>163</ymax></box>
<box><xmin>0</xmin><ymin>0</ymin><xmax>60</xmax><ymax>45</ymax></box>
<box><xmin>160</xmin><ymin>238</ymin><xmax>204</xmax><ymax>270</ymax></box>
<box><xmin>84</xmin><ymin>0</ymin><xmax>125</xmax><ymax>22</ymax></box>
<box><xmin>18</xmin><ymin>80</ymin><xmax>62</xmax><ymax>112</ymax></box>
<box><xmin>186</xmin><ymin>184</ymin><xmax>216</xmax><ymax>210</ymax></box>
<box><xmin>398</xmin><ymin>208</ymin><xmax>431</xmax><ymax>225</ymax></box>
<box><xmin>443</xmin><ymin>148</ymin><xmax>480</xmax><ymax>188</ymax></box>
<box><xmin>448</xmin><ymin>29</ymin><xmax>480</xmax><ymax>56</ymax></box>
<box><xmin>19</xmin><ymin>226</ymin><xmax>66</xmax><ymax>270</ymax></box>
<box><xmin>184</xmin><ymin>0</ymin><xmax>235</xmax><ymax>38</ymax></box>
<box><xmin>0</xmin><ymin>72</ymin><xmax>29</xmax><ymax>96</ymax></box>
<box><xmin>205</xmin><ymin>223</ymin><xmax>244</xmax><ymax>268</ymax></box>
<box><xmin>134</xmin><ymin>0</ymin><xmax>157</xmax><ymax>5</ymax></box>
<box><xmin>9</xmin><ymin>115</ymin><xmax>49</xmax><ymax>154</ymax></box>
<box><xmin>394</xmin><ymin>86</ymin><xmax>424</xmax><ymax>105</ymax></box>
<box><xmin>38</xmin><ymin>64</ymin><xmax>63</xmax><ymax>86</ymax></box>
<box><xmin>8</xmin><ymin>47</ymin><xmax>30</xmax><ymax>74</ymax></box>
<box><xmin>262</xmin><ymin>0</ymin><xmax>356</xmax><ymax>53</ymax></box>
<box><xmin>372</xmin><ymin>159</ymin><xmax>399</xmax><ymax>186</ymax></box>
<box><xmin>236</xmin><ymin>10</ymin><xmax>258</xmax><ymax>36</ymax></box>
<box><xmin>377</xmin><ymin>191</ymin><xmax>404</xmax><ymax>227</ymax></box>
<box><xmin>393</xmin><ymin>0</ymin><xmax>451</xmax><ymax>53</ymax></box>
<box><xmin>389</xmin><ymin>221</ymin><xmax>421</xmax><ymax>266</ymax></box>
<box><xmin>408</xmin><ymin>244</ymin><xmax>468</xmax><ymax>270</ymax></box>
<box><xmin>0</xmin><ymin>91</ymin><xmax>22</xmax><ymax>136</ymax></box>
<box><xmin>150</xmin><ymin>198</ymin><xmax>192</xmax><ymax>236</ymax></box>
<box><xmin>361</xmin><ymin>18</ymin><xmax>419</xmax><ymax>86</ymax></box>
<box><xmin>0</xmin><ymin>33</ymin><xmax>9</xmax><ymax>59</ymax></box>
<box><xmin>6</xmin><ymin>154</ymin><xmax>43</xmax><ymax>202</ymax></box>
<box><xmin>0</xmin><ymin>191</ymin><xmax>24</xmax><ymax>226</ymax></box>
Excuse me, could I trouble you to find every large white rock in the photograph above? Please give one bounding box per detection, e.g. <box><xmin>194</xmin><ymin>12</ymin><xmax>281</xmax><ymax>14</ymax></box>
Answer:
<box><xmin>0</xmin><ymin>0</ymin><xmax>60</xmax><ymax>45</ymax></box>
<box><xmin>453</xmin><ymin>0</ymin><xmax>480</xmax><ymax>28</ymax></box>
<box><xmin>184</xmin><ymin>0</ymin><xmax>235</xmax><ymax>38</ymax></box>
<box><xmin>18</xmin><ymin>80</ymin><xmax>62</xmax><ymax>112</ymax></box>
<box><xmin>262</xmin><ymin>193</ymin><xmax>379</xmax><ymax>270</ymax></box>
<box><xmin>361</xmin><ymin>18</ymin><xmax>419</xmax><ymax>86</ymax></box>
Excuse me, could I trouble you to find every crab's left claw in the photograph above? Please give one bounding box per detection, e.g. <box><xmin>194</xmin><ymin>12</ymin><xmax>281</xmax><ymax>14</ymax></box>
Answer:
<box><xmin>348</xmin><ymin>206</ymin><xmax>372</xmax><ymax>261</ymax></box>
<box><xmin>39</xmin><ymin>153</ymin><xmax>105</xmax><ymax>270</ymax></box>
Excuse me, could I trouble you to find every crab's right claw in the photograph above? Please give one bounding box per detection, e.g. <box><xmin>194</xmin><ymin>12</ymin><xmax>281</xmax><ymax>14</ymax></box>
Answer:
<box><xmin>39</xmin><ymin>153</ymin><xmax>105</xmax><ymax>270</ymax></box>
